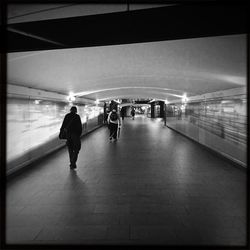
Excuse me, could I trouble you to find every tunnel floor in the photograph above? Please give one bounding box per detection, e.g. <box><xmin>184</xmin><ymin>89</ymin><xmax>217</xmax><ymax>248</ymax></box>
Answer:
<box><xmin>6</xmin><ymin>115</ymin><xmax>247</xmax><ymax>246</ymax></box>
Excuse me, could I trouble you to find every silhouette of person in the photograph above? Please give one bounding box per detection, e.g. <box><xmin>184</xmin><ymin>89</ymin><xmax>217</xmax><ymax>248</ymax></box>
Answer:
<box><xmin>121</xmin><ymin>107</ymin><xmax>125</xmax><ymax>121</ymax></box>
<box><xmin>107</xmin><ymin>109</ymin><xmax>121</xmax><ymax>141</ymax></box>
<box><xmin>131</xmin><ymin>108</ymin><xmax>135</xmax><ymax>120</ymax></box>
<box><xmin>60</xmin><ymin>106</ymin><xmax>82</xmax><ymax>169</ymax></box>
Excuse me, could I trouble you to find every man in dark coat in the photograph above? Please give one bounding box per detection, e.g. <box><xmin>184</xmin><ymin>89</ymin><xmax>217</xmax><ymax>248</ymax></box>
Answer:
<box><xmin>60</xmin><ymin>106</ymin><xmax>82</xmax><ymax>169</ymax></box>
<box><xmin>131</xmin><ymin>108</ymin><xmax>135</xmax><ymax>120</ymax></box>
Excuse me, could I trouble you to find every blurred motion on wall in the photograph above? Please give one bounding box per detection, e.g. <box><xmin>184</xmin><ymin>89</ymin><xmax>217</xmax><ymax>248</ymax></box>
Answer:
<box><xmin>167</xmin><ymin>95</ymin><xmax>247</xmax><ymax>146</ymax></box>
<box><xmin>7</xmin><ymin>97</ymin><xmax>103</xmax><ymax>164</ymax></box>
<box><xmin>165</xmin><ymin>90</ymin><xmax>247</xmax><ymax>167</ymax></box>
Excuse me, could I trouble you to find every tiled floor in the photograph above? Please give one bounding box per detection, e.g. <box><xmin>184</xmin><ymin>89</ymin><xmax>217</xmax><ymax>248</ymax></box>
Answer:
<box><xmin>6</xmin><ymin>116</ymin><xmax>247</xmax><ymax>246</ymax></box>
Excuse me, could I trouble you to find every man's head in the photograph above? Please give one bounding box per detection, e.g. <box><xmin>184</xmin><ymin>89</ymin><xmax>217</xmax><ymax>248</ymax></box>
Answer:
<box><xmin>112</xmin><ymin>109</ymin><xmax>116</xmax><ymax>112</ymax></box>
<box><xmin>70</xmin><ymin>106</ymin><xmax>77</xmax><ymax>113</ymax></box>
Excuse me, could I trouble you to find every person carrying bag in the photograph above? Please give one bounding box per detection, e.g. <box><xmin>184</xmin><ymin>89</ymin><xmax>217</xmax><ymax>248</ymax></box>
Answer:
<box><xmin>107</xmin><ymin>109</ymin><xmax>121</xmax><ymax>142</ymax></box>
<box><xmin>59</xmin><ymin>117</ymin><xmax>75</xmax><ymax>139</ymax></box>
<box><xmin>59</xmin><ymin>106</ymin><xmax>82</xmax><ymax>169</ymax></box>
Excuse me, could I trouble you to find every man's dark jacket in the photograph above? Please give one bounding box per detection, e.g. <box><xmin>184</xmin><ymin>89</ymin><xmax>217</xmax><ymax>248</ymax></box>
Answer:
<box><xmin>60</xmin><ymin>112</ymin><xmax>82</xmax><ymax>136</ymax></box>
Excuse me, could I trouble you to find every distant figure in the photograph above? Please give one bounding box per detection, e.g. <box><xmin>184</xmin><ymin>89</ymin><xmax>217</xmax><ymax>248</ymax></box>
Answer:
<box><xmin>121</xmin><ymin>107</ymin><xmax>125</xmax><ymax>121</ymax></box>
<box><xmin>105</xmin><ymin>111</ymin><xmax>110</xmax><ymax>125</ymax></box>
<box><xmin>107</xmin><ymin>109</ymin><xmax>121</xmax><ymax>141</ymax></box>
<box><xmin>131</xmin><ymin>108</ymin><xmax>135</xmax><ymax>120</ymax></box>
<box><xmin>60</xmin><ymin>106</ymin><xmax>82</xmax><ymax>169</ymax></box>
<box><xmin>178</xmin><ymin>108</ymin><xmax>182</xmax><ymax>120</ymax></box>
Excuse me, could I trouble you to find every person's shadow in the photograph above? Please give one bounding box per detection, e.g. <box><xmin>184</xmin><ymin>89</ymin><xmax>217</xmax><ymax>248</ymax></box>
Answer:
<box><xmin>67</xmin><ymin>170</ymin><xmax>85</xmax><ymax>189</ymax></box>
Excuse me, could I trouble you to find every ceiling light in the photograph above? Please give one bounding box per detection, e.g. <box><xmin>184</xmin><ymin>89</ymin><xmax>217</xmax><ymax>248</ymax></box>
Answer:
<box><xmin>182</xmin><ymin>93</ymin><xmax>188</xmax><ymax>103</ymax></box>
<box><xmin>67</xmin><ymin>92</ymin><xmax>76</xmax><ymax>102</ymax></box>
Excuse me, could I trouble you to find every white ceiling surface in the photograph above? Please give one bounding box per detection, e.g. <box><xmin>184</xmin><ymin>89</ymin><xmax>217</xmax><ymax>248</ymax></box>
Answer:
<box><xmin>7</xmin><ymin>34</ymin><xmax>246</xmax><ymax>102</ymax></box>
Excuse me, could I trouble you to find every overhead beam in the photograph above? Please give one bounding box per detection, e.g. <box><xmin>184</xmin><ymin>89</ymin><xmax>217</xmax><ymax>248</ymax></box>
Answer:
<box><xmin>7</xmin><ymin>27</ymin><xmax>66</xmax><ymax>47</ymax></box>
<box><xmin>5</xmin><ymin>2</ymin><xmax>247</xmax><ymax>52</ymax></box>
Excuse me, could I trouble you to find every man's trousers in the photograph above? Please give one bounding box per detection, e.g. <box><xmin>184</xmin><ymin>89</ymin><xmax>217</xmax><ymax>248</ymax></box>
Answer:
<box><xmin>109</xmin><ymin>123</ymin><xmax>118</xmax><ymax>139</ymax></box>
<box><xmin>66</xmin><ymin>133</ymin><xmax>81</xmax><ymax>165</ymax></box>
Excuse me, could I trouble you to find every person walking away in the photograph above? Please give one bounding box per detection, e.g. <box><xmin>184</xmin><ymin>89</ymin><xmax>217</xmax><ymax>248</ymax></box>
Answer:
<box><xmin>131</xmin><ymin>108</ymin><xmax>135</xmax><ymax>120</ymax></box>
<box><xmin>105</xmin><ymin>111</ymin><xmax>110</xmax><ymax>125</ymax></box>
<box><xmin>121</xmin><ymin>107</ymin><xmax>125</xmax><ymax>121</ymax></box>
<box><xmin>107</xmin><ymin>109</ymin><xmax>121</xmax><ymax>141</ymax></box>
<box><xmin>60</xmin><ymin>106</ymin><xmax>82</xmax><ymax>169</ymax></box>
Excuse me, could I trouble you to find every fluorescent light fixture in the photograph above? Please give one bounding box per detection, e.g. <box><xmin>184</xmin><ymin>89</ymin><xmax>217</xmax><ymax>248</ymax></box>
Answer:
<box><xmin>67</xmin><ymin>92</ymin><xmax>76</xmax><ymax>102</ymax></box>
<box><xmin>182</xmin><ymin>93</ymin><xmax>188</xmax><ymax>103</ymax></box>
<box><xmin>221</xmin><ymin>100</ymin><xmax>231</xmax><ymax>104</ymax></box>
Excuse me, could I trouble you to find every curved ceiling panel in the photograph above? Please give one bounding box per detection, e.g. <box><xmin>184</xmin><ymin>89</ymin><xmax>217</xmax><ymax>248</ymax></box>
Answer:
<box><xmin>7</xmin><ymin>34</ymin><xmax>246</xmax><ymax>101</ymax></box>
<box><xmin>79</xmin><ymin>87</ymin><xmax>183</xmax><ymax>102</ymax></box>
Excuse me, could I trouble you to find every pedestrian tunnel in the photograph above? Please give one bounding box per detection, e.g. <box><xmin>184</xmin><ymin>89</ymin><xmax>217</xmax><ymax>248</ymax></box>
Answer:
<box><xmin>3</xmin><ymin>4</ymin><xmax>248</xmax><ymax>247</ymax></box>
<box><xmin>6</xmin><ymin>84</ymin><xmax>247</xmax><ymax>176</ymax></box>
<box><xmin>5</xmin><ymin>4</ymin><xmax>247</xmax><ymax>176</ymax></box>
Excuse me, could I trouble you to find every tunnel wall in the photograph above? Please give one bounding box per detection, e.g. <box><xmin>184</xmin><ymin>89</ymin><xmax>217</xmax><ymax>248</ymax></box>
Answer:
<box><xmin>7</xmin><ymin>84</ymin><xmax>104</xmax><ymax>175</ymax></box>
<box><xmin>166</xmin><ymin>87</ymin><xmax>247</xmax><ymax>168</ymax></box>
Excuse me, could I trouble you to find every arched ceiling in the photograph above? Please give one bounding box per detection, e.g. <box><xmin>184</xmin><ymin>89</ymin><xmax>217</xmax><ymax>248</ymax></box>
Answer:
<box><xmin>7</xmin><ymin>34</ymin><xmax>246</xmax><ymax>102</ymax></box>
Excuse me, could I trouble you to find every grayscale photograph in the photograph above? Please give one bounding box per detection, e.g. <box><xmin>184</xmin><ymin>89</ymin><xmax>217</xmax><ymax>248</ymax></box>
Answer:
<box><xmin>2</xmin><ymin>1</ymin><xmax>248</xmax><ymax>248</ymax></box>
